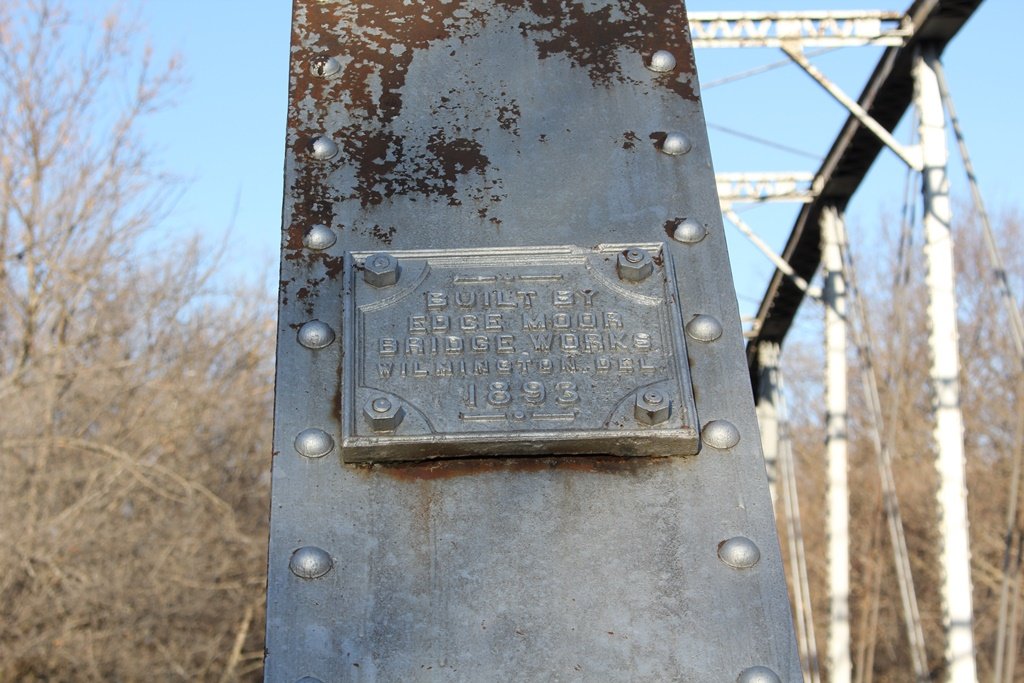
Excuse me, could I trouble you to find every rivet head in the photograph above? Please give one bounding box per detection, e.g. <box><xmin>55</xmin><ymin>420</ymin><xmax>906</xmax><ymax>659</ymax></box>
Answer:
<box><xmin>364</xmin><ymin>397</ymin><xmax>405</xmax><ymax>431</ymax></box>
<box><xmin>297</xmin><ymin>320</ymin><xmax>336</xmax><ymax>349</ymax></box>
<box><xmin>295</xmin><ymin>678</ymin><xmax>325</xmax><ymax>683</ymax></box>
<box><xmin>673</xmin><ymin>219</ymin><xmax>707</xmax><ymax>244</ymax></box>
<box><xmin>635</xmin><ymin>390</ymin><xmax>671</xmax><ymax>425</ymax></box>
<box><xmin>303</xmin><ymin>224</ymin><xmax>337</xmax><ymax>251</ymax></box>
<box><xmin>702</xmin><ymin>420</ymin><xmax>740</xmax><ymax>449</ymax></box>
<box><xmin>737</xmin><ymin>666</ymin><xmax>781</xmax><ymax>683</ymax></box>
<box><xmin>647</xmin><ymin>50</ymin><xmax>677</xmax><ymax>73</ymax></box>
<box><xmin>363</xmin><ymin>252</ymin><xmax>400</xmax><ymax>288</ymax></box>
<box><xmin>294</xmin><ymin>428</ymin><xmax>335</xmax><ymax>459</ymax></box>
<box><xmin>719</xmin><ymin>537</ymin><xmax>761</xmax><ymax>569</ymax></box>
<box><xmin>616</xmin><ymin>248</ymin><xmax>654</xmax><ymax>282</ymax></box>
<box><xmin>660</xmin><ymin>132</ymin><xmax>692</xmax><ymax>156</ymax></box>
<box><xmin>289</xmin><ymin>546</ymin><xmax>333</xmax><ymax>579</ymax></box>
<box><xmin>310</xmin><ymin>55</ymin><xmax>341</xmax><ymax>78</ymax></box>
<box><xmin>308</xmin><ymin>135</ymin><xmax>338</xmax><ymax>160</ymax></box>
<box><xmin>686</xmin><ymin>314</ymin><xmax>723</xmax><ymax>343</ymax></box>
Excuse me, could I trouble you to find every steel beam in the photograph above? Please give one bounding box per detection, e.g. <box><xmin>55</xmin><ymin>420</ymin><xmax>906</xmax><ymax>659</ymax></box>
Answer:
<box><xmin>717</xmin><ymin>172</ymin><xmax>818</xmax><ymax>205</ymax></box>
<box><xmin>266</xmin><ymin>2</ymin><xmax>799</xmax><ymax>680</ymax></box>
<box><xmin>745</xmin><ymin>0</ymin><xmax>984</xmax><ymax>394</ymax></box>
<box><xmin>689</xmin><ymin>11</ymin><xmax>910</xmax><ymax>48</ymax></box>
<box><xmin>782</xmin><ymin>46</ymin><xmax>923</xmax><ymax>171</ymax></box>
<box><xmin>915</xmin><ymin>44</ymin><xmax>977</xmax><ymax>683</ymax></box>
<box><xmin>821</xmin><ymin>206</ymin><xmax>851</xmax><ymax>683</ymax></box>
<box><xmin>755</xmin><ymin>342</ymin><xmax>781</xmax><ymax>506</ymax></box>
<box><xmin>724</xmin><ymin>209</ymin><xmax>822</xmax><ymax>300</ymax></box>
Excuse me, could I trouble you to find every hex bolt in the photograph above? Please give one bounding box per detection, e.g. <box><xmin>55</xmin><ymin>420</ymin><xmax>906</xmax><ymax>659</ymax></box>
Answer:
<box><xmin>363</xmin><ymin>252</ymin><xmax>400</xmax><ymax>288</ymax></box>
<box><xmin>616</xmin><ymin>247</ymin><xmax>654</xmax><ymax>282</ymax></box>
<box><xmin>635</xmin><ymin>389</ymin><xmax>671</xmax><ymax>425</ymax></box>
<box><xmin>363</xmin><ymin>396</ymin><xmax>405</xmax><ymax>432</ymax></box>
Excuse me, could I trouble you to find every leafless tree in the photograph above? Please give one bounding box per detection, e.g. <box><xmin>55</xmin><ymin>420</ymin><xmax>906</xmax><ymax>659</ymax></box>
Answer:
<box><xmin>777</xmin><ymin>206</ymin><xmax>1024</xmax><ymax>681</ymax></box>
<box><xmin>0</xmin><ymin>1</ymin><xmax>273</xmax><ymax>679</ymax></box>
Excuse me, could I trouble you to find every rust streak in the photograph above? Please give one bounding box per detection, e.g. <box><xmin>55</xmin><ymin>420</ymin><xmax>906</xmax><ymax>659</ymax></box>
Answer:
<box><xmin>366</xmin><ymin>455</ymin><xmax>668</xmax><ymax>482</ymax></box>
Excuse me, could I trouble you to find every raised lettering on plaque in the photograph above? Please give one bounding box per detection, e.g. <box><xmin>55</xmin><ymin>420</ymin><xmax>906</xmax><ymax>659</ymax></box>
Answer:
<box><xmin>340</xmin><ymin>243</ymin><xmax>698</xmax><ymax>462</ymax></box>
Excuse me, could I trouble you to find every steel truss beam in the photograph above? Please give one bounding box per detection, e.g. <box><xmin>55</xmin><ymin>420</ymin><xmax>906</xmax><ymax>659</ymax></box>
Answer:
<box><xmin>689</xmin><ymin>10</ymin><xmax>911</xmax><ymax>48</ymax></box>
<box><xmin>742</xmin><ymin>0</ymin><xmax>984</xmax><ymax>394</ymax></box>
<box><xmin>716</xmin><ymin>172</ymin><xmax>818</xmax><ymax>205</ymax></box>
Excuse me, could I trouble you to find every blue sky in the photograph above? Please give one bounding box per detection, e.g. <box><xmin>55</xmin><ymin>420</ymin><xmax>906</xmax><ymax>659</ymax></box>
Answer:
<box><xmin>90</xmin><ymin>0</ymin><xmax>1018</xmax><ymax>330</ymax></box>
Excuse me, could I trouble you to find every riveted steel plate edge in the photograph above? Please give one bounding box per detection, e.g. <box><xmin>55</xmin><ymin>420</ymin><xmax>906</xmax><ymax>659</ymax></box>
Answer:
<box><xmin>266</xmin><ymin>1</ymin><xmax>801</xmax><ymax>681</ymax></box>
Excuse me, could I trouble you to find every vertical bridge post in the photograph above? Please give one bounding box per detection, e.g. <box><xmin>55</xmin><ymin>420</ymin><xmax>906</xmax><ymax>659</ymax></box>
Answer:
<box><xmin>267</xmin><ymin>2</ymin><xmax>799</xmax><ymax>680</ymax></box>
<box><xmin>821</xmin><ymin>205</ymin><xmax>850</xmax><ymax>683</ymax></box>
<box><xmin>914</xmin><ymin>44</ymin><xmax>978</xmax><ymax>683</ymax></box>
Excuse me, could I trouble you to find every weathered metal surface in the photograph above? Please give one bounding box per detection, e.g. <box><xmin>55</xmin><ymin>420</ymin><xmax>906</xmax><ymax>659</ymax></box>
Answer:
<box><xmin>342</xmin><ymin>243</ymin><xmax>699</xmax><ymax>462</ymax></box>
<box><xmin>268</xmin><ymin>0</ymin><xmax>799</xmax><ymax>680</ymax></box>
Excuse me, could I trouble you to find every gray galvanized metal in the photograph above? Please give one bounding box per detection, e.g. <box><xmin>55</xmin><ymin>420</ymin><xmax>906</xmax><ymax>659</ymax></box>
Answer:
<box><xmin>267</xmin><ymin>1</ymin><xmax>800</xmax><ymax>680</ymax></box>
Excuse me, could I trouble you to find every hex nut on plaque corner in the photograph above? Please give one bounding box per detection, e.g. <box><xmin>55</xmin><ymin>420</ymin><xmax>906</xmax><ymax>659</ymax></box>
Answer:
<box><xmin>718</xmin><ymin>536</ymin><xmax>761</xmax><ymax>569</ymax></box>
<box><xmin>363</xmin><ymin>397</ymin><xmax>405</xmax><ymax>432</ymax></box>
<box><xmin>363</xmin><ymin>252</ymin><xmax>400</xmax><ymax>288</ymax></box>
<box><xmin>616</xmin><ymin>247</ymin><xmax>654</xmax><ymax>282</ymax></box>
<box><xmin>635</xmin><ymin>389</ymin><xmax>671</xmax><ymax>426</ymax></box>
<box><xmin>736</xmin><ymin>665</ymin><xmax>782</xmax><ymax>683</ymax></box>
<box><xmin>289</xmin><ymin>546</ymin><xmax>333</xmax><ymax>580</ymax></box>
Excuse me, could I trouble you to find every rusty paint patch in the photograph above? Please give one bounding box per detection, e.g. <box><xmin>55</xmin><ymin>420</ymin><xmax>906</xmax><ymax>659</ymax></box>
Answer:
<box><xmin>621</xmin><ymin>130</ymin><xmax>640</xmax><ymax>150</ymax></box>
<box><xmin>500</xmin><ymin>0</ymin><xmax>698</xmax><ymax>100</ymax></box>
<box><xmin>496</xmin><ymin>99</ymin><xmax>521</xmax><ymax>134</ymax></box>
<box><xmin>648</xmin><ymin>131</ymin><xmax>668</xmax><ymax>152</ymax></box>
<box><xmin>370</xmin><ymin>224</ymin><xmax>397</xmax><ymax>245</ymax></box>
<box><xmin>285</xmin><ymin>0</ymin><xmax>698</xmax><ymax>213</ymax></box>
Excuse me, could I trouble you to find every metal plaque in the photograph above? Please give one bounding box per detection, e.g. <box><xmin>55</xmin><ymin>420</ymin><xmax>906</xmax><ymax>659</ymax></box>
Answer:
<box><xmin>343</xmin><ymin>243</ymin><xmax>698</xmax><ymax>462</ymax></box>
